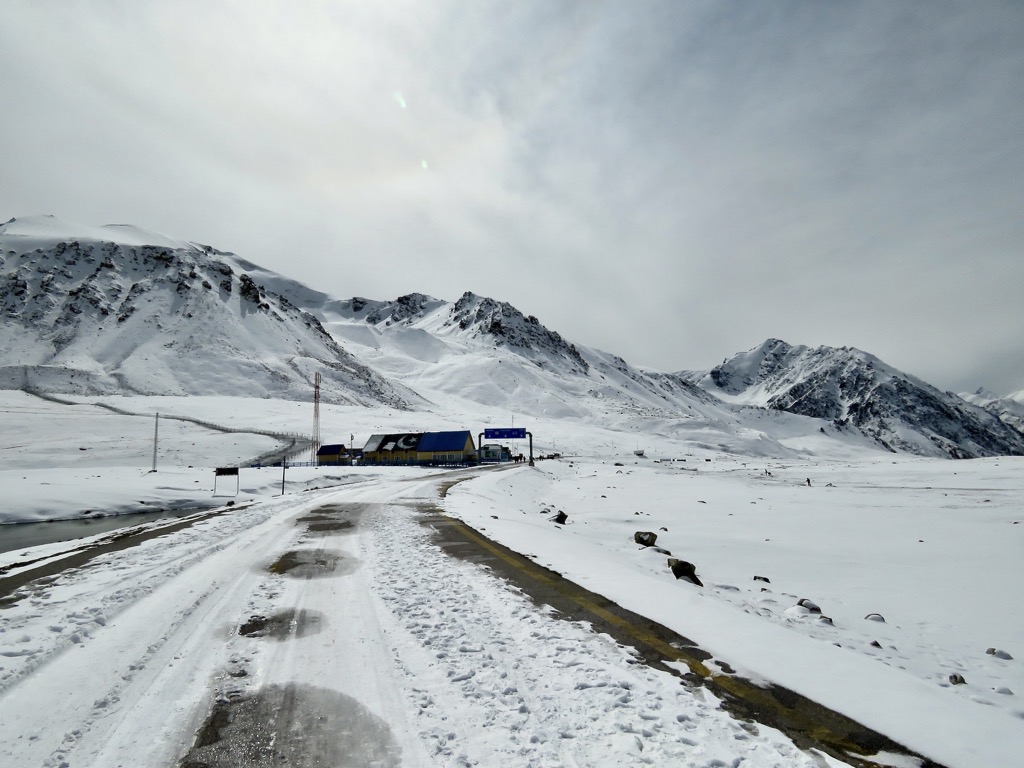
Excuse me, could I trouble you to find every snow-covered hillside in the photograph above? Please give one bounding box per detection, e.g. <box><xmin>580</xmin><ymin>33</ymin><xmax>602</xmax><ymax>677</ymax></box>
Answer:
<box><xmin>961</xmin><ymin>387</ymin><xmax>1024</xmax><ymax>438</ymax></box>
<box><xmin>687</xmin><ymin>339</ymin><xmax>1024</xmax><ymax>459</ymax></box>
<box><xmin>0</xmin><ymin>216</ymin><xmax>415</xmax><ymax>407</ymax></box>
<box><xmin>308</xmin><ymin>292</ymin><xmax>877</xmax><ymax>459</ymax></box>
<box><xmin>4</xmin><ymin>216</ymin><xmax>1022</xmax><ymax>462</ymax></box>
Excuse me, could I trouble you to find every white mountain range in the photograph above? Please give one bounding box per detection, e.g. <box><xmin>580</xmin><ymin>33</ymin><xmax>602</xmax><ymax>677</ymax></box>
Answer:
<box><xmin>3</xmin><ymin>214</ymin><xmax>1022</xmax><ymax>460</ymax></box>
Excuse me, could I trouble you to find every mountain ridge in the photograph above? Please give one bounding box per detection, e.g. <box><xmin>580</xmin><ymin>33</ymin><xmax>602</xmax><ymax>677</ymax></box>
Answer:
<box><xmin>0</xmin><ymin>216</ymin><xmax>417</xmax><ymax>407</ymax></box>
<box><xmin>686</xmin><ymin>339</ymin><xmax>1024</xmax><ymax>459</ymax></box>
<box><xmin>3</xmin><ymin>215</ymin><xmax>1021</xmax><ymax>460</ymax></box>
<box><xmin>960</xmin><ymin>388</ymin><xmax>1024</xmax><ymax>438</ymax></box>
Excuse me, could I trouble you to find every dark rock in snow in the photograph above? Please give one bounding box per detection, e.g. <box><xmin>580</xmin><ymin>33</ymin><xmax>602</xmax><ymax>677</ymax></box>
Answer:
<box><xmin>948</xmin><ymin>673</ymin><xmax>967</xmax><ymax>685</ymax></box>
<box><xmin>667</xmin><ymin>559</ymin><xmax>703</xmax><ymax>586</ymax></box>
<box><xmin>797</xmin><ymin>598</ymin><xmax>821</xmax><ymax>614</ymax></box>
<box><xmin>634</xmin><ymin>531</ymin><xmax>658</xmax><ymax>547</ymax></box>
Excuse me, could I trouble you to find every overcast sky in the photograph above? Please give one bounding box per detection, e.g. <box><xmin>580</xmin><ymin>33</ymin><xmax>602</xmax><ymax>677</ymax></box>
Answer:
<box><xmin>2</xmin><ymin>1</ymin><xmax>1022</xmax><ymax>394</ymax></box>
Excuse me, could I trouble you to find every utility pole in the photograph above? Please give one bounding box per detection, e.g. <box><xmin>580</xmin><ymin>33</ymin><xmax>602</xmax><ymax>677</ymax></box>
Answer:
<box><xmin>281</xmin><ymin>456</ymin><xmax>286</xmax><ymax>495</ymax></box>
<box><xmin>151</xmin><ymin>413</ymin><xmax>159</xmax><ymax>472</ymax></box>
<box><xmin>311</xmin><ymin>372</ymin><xmax>321</xmax><ymax>464</ymax></box>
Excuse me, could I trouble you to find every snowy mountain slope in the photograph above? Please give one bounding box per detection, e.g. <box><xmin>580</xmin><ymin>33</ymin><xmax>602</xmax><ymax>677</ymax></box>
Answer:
<box><xmin>960</xmin><ymin>387</ymin><xmax>1024</xmax><ymax>436</ymax></box>
<box><xmin>327</xmin><ymin>292</ymin><xmax>705</xmax><ymax>414</ymax></box>
<box><xmin>0</xmin><ymin>217</ymin><xmax>841</xmax><ymax>458</ymax></box>
<box><xmin>308</xmin><ymin>292</ymin><xmax>886</xmax><ymax>459</ymax></box>
<box><xmin>324</xmin><ymin>291</ymin><xmax>591</xmax><ymax>375</ymax></box>
<box><xmin>687</xmin><ymin>339</ymin><xmax>1024</xmax><ymax>459</ymax></box>
<box><xmin>0</xmin><ymin>216</ymin><xmax>416</xmax><ymax>407</ymax></box>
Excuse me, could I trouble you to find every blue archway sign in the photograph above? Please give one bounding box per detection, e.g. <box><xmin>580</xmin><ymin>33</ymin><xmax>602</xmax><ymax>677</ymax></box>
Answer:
<box><xmin>480</xmin><ymin>428</ymin><xmax>533</xmax><ymax>466</ymax></box>
<box><xmin>484</xmin><ymin>428</ymin><xmax>527</xmax><ymax>440</ymax></box>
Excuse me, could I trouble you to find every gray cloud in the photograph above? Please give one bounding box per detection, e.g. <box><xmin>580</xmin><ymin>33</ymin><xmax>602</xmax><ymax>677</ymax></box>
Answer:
<box><xmin>2</xmin><ymin>1</ymin><xmax>1022</xmax><ymax>394</ymax></box>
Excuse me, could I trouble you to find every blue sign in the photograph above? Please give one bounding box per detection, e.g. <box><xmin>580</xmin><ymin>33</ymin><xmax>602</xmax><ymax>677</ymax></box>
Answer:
<box><xmin>484</xmin><ymin>428</ymin><xmax>527</xmax><ymax>440</ymax></box>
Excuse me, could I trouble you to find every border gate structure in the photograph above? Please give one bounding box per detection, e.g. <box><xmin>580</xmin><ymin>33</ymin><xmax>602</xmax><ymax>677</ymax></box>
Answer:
<box><xmin>479</xmin><ymin>427</ymin><xmax>533</xmax><ymax>466</ymax></box>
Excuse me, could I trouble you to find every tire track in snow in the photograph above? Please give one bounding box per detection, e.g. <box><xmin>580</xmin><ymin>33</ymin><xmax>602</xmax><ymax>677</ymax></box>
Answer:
<box><xmin>182</xmin><ymin>499</ymin><xmax>432</xmax><ymax>767</ymax></box>
<box><xmin>0</xmin><ymin>495</ymin><xmax>323</xmax><ymax>767</ymax></box>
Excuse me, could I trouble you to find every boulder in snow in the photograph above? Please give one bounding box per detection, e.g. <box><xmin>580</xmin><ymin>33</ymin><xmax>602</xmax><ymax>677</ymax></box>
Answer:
<box><xmin>667</xmin><ymin>559</ymin><xmax>703</xmax><ymax>586</ymax></box>
<box><xmin>797</xmin><ymin>598</ymin><xmax>821</xmax><ymax>614</ymax></box>
<box><xmin>634</xmin><ymin>531</ymin><xmax>658</xmax><ymax>547</ymax></box>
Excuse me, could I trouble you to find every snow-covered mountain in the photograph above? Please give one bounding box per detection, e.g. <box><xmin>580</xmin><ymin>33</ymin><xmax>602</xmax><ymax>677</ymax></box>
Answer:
<box><xmin>686</xmin><ymin>339</ymin><xmax>1024</xmax><ymax>459</ymax></box>
<box><xmin>960</xmin><ymin>387</ymin><xmax>1024</xmax><ymax>437</ymax></box>
<box><xmin>315</xmin><ymin>291</ymin><xmax>774</xmax><ymax>446</ymax></box>
<box><xmin>4</xmin><ymin>215</ymin><xmax>1022</xmax><ymax>460</ymax></box>
<box><xmin>0</xmin><ymin>216</ymin><xmax>415</xmax><ymax>407</ymax></box>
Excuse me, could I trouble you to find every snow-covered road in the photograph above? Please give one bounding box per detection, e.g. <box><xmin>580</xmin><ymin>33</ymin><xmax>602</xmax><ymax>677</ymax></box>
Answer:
<box><xmin>0</xmin><ymin>472</ymin><xmax>850</xmax><ymax>768</ymax></box>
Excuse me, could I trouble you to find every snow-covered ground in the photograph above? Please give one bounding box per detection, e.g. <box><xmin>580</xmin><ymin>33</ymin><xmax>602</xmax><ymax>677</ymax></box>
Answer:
<box><xmin>445</xmin><ymin>456</ymin><xmax>1024</xmax><ymax>767</ymax></box>
<box><xmin>1</xmin><ymin>391</ymin><xmax>1022</xmax><ymax>766</ymax></box>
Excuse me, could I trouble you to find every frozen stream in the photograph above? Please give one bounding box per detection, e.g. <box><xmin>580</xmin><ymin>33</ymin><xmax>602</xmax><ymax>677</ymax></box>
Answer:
<box><xmin>0</xmin><ymin>509</ymin><xmax>201</xmax><ymax>554</ymax></box>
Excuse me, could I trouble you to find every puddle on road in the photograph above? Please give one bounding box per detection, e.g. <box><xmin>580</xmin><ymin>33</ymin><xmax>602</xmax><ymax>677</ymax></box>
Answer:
<box><xmin>180</xmin><ymin>683</ymin><xmax>401</xmax><ymax>768</ymax></box>
<box><xmin>267</xmin><ymin>550</ymin><xmax>357</xmax><ymax>579</ymax></box>
<box><xmin>306</xmin><ymin>519</ymin><xmax>355</xmax><ymax>533</ymax></box>
<box><xmin>297</xmin><ymin>504</ymin><xmax>363</xmax><ymax>535</ymax></box>
<box><xmin>238</xmin><ymin>609</ymin><xmax>324</xmax><ymax>641</ymax></box>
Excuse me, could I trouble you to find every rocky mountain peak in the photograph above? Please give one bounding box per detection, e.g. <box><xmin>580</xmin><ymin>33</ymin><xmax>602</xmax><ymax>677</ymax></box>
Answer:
<box><xmin>366</xmin><ymin>293</ymin><xmax>441</xmax><ymax>324</ymax></box>
<box><xmin>448</xmin><ymin>292</ymin><xmax>588</xmax><ymax>373</ymax></box>
<box><xmin>0</xmin><ymin>222</ymin><xmax>415</xmax><ymax>407</ymax></box>
<box><xmin>696</xmin><ymin>339</ymin><xmax>1024</xmax><ymax>459</ymax></box>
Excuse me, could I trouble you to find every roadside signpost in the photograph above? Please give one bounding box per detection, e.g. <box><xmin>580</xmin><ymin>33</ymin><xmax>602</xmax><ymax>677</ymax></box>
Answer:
<box><xmin>213</xmin><ymin>466</ymin><xmax>239</xmax><ymax>497</ymax></box>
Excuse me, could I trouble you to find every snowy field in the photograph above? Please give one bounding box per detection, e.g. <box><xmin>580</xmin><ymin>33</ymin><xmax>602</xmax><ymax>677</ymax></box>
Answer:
<box><xmin>1</xmin><ymin>391</ymin><xmax>1022</xmax><ymax>766</ymax></box>
<box><xmin>445</xmin><ymin>456</ymin><xmax>1024</xmax><ymax>767</ymax></box>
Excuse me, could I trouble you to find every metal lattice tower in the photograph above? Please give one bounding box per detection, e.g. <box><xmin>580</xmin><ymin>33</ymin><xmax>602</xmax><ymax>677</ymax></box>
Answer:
<box><xmin>311</xmin><ymin>372</ymin><xmax>321</xmax><ymax>463</ymax></box>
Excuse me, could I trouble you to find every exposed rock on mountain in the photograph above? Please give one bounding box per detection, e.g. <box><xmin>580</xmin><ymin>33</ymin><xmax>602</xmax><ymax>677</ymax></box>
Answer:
<box><xmin>688</xmin><ymin>339</ymin><xmax>1024</xmax><ymax>459</ymax></box>
<box><xmin>331</xmin><ymin>291</ymin><xmax>590</xmax><ymax>374</ymax></box>
<box><xmin>448</xmin><ymin>292</ymin><xmax>590</xmax><ymax>374</ymax></box>
<box><xmin>960</xmin><ymin>388</ymin><xmax>1024</xmax><ymax>437</ymax></box>
<box><xmin>329</xmin><ymin>291</ymin><xmax>717</xmax><ymax>407</ymax></box>
<box><xmin>0</xmin><ymin>216</ymin><xmax>415</xmax><ymax>407</ymax></box>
